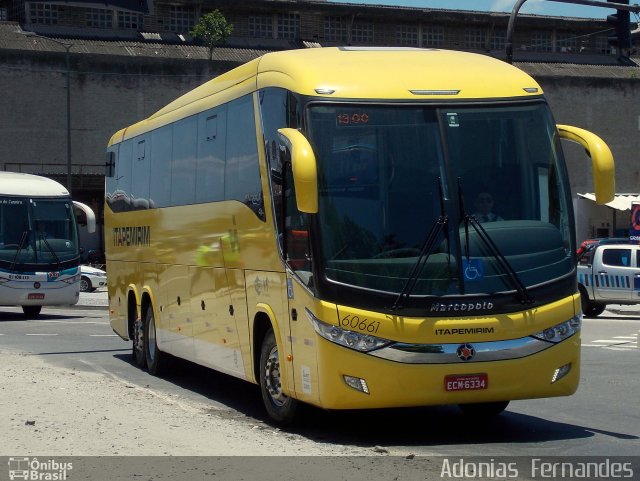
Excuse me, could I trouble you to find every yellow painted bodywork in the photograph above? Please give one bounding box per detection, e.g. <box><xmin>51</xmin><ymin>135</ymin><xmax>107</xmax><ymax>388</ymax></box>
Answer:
<box><xmin>107</xmin><ymin>47</ymin><xmax>582</xmax><ymax>411</ymax></box>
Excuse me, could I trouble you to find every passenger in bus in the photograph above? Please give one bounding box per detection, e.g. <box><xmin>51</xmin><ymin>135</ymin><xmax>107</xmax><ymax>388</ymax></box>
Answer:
<box><xmin>473</xmin><ymin>192</ymin><xmax>504</xmax><ymax>223</ymax></box>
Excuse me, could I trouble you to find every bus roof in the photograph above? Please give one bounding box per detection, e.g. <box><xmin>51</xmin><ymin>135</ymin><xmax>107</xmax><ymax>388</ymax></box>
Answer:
<box><xmin>111</xmin><ymin>47</ymin><xmax>543</xmax><ymax>143</ymax></box>
<box><xmin>0</xmin><ymin>172</ymin><xmax>69</xmax><ymax>197</ymax></box>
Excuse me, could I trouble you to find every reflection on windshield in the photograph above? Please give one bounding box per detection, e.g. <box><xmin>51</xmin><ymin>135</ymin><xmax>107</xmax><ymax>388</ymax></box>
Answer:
<box><xmin>0</xmin><ymin>197</ymin><xmax>79</xmax><ymax>267</ymax></box>
<box><xmin>307</xmin><ymin>103</ymin><xmax>574</xmax><ymax>299</ymax></box>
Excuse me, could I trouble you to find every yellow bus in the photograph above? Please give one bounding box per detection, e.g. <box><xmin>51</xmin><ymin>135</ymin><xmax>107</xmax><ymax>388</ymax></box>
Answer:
<box><xmin>106</xmin><ymin>47</ymin><xmax>614</xmax><ymax>423</ymax></box>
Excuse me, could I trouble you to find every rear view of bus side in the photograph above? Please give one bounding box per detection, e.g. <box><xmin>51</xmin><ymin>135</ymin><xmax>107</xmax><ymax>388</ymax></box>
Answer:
<box><xmin>106</xmin><ymin>47</ymin><xmax>614</xmax><ymax>423</ymax></box>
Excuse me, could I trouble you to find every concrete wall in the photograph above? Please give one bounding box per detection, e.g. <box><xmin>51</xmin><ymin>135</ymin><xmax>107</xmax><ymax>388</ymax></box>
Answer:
<box><xmin>538</xmin><ymin>75</ymin><xmax>640</xmax><ymax>239</ymax></box>
<box><xmin>1</xmin><ymin>49</ymin><xmax>639</xmax><ymax>242</ymax></box>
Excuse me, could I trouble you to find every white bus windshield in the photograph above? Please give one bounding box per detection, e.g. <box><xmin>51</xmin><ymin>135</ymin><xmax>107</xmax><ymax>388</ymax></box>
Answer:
<box><xmin>0</xmin><ymin>197</ymin><xmax>79</xmax><ymax>268</ymax></box>
<box><xmin>307</xmin><ymin>102</ymin><xmax>574</xmax><ymax>299</ymax></box>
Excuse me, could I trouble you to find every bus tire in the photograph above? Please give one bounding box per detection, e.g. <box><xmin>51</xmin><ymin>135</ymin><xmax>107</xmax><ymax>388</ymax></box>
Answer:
<box><xmin>259</xmin><ymin>329</ymin><xmax>298</xmax><ymax>424</ymax></box>
<box><xmin>22</xmin><ymin>305</ymin><xmax>42</xmax><ymax>318</ymax></box>
<box><xmin>144</xmin><ymin>305</ymin><xmax>166</xmax><ymax>376</ymax></box>
<box><xmin>582</xmin><ymin>302</ymin><xmax>606</xmax><ymax>318</ymax></box>
<box><xmin>132</xmin><ymin>317</ymin><xmax>146</xmax><ymax>368</ymax></box>
<box><xmin>458</xmin><ymin>401</ymin><xmax>509</xmax><ymax>416</ymax></box>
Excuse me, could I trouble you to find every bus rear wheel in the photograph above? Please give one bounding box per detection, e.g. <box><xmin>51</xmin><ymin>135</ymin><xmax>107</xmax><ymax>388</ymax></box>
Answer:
<box><xmin>22</xmin><ymin>305</ymin><xmax>42</xmax><ymax>318</ymax></box>
<box><xmin>132</xmin><ymin>316</ymin><xmax>146</xmax><ymax>368</ymax></box>
<box><xmin>144</xmin><ymin>305</ymin><xmax>166</xmax><ymax>376</ymax></box>
<box><xmin>458</xmin><ymin>401</ymin><xmax>509</xmax><ymax>416</ymax></box>
<box><xmin>259</xmin><ymin>329</ymin><xmax>298</xmax><ymax>424</ymax></box>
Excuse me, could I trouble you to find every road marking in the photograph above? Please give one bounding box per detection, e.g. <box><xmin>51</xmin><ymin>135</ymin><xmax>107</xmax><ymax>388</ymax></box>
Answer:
<box><xmin>89</xmin><ymin>334</ymin><xmax>118</xmax><ymax>337</ymax></box>
<box><xmin>25</xmin><ymin>333</ymin><xmax>59</xmax><ymax>336</ymax></box>
<box><xmin>613</xmin><ymin>336</ymin><xmax>637</xmax><ymax>340</ymax></box>
<box><xmin>36</xmin><ymin>320</ymin><xmax>103</xmax><ymax>325</ymax></box>
<box><xmin>592</xmin><ymin>339</ymin><xmax>631</xmax><ymax>344</ymax></box>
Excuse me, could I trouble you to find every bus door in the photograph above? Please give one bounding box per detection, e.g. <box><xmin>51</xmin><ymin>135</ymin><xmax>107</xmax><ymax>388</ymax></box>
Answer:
<box><xmin>281</xmin><ymin>161</ymin><xmax>320</xmax><ymax>404</ymax></box>
<box><xmin>594</xmin><ymin>247</ymin><xmax>634</xmax><ymax>301</ymax></box>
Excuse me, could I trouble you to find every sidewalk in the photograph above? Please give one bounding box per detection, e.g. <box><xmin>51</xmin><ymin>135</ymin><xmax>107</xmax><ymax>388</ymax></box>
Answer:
<box><xmin>76</xmin><ymin>288</ymin><xmax>108</xmax><ymax>309</ymax></box>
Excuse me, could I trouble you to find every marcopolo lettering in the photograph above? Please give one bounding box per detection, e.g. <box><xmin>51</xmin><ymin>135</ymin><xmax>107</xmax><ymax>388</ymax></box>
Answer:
<box><xmin>430</xmin><ymin>301</ymin><xmax>494</xmax><ymax>312</ymax></box>
<box><xmin>113</xmin><ymin>226</ymin><xmax>151</xmax><ymax>247</ymax></box>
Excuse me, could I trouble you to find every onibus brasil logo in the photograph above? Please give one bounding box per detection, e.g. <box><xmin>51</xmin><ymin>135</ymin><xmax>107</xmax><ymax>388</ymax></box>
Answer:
<box><xmin>8</xmin><ymin>457</ymin><xmax>73</xmax><ymax>480</ymax></box>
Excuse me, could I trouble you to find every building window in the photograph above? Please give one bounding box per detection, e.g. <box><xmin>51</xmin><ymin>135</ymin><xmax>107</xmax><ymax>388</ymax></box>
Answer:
<box><xmin>465</xmin><ymin>27</ymin><xmax>486</xmax><ymax>49</ymax></box>
<box><xmin>249</xmin><ymin>14</ymin><xmax>273</xmax><ymax>38</ymax></box>
<box><xmin>86</xmin><ymin>8</ymin><xmax>113</xmax><ymax>29</ymax></box>
<box><xmin>422</xmin><ymin>25</ymin><xmax>444</xmax><ymax>47</ymax></box>
<box><xmin>170</xmin><ymin>6</ymin><xmax>195</xmax><ymax>33</ymax></box>
<box><xmin>0</xmin><ymin>7</ymin><xmax>7</xmax><ymax>21</ymax></box>
<box><xmin>324</xmin><ymin>16</ymin><xmax>347</xmax><ymax>42</ymax></box>
<box><xmin>30</xmin><ymin>3</ymin><xmax>59</xmax><ymax>25</ymax></box>
<box><xmin>489</xmin><ymin>29</ymin><xmax>506</xmax><ymax>50</ymax></box>
<box><xmin>352</xmin><ymin>21</ymin><xmax>374</xmax><ymax>44</ymax></box>
<box><xmin>397</xmin><ymin>25</ymin><xmax>418</xmax><ymax>46</ymax></box>
<box><xmin>118</xmin><ymin>10</ymin><xmax>143</xmax><ymax>29</ymax></box>
<box><xmin>595</xmin><ymin>34</ymin><xmax>612</xmax><ymax>54</ymax></box>
<box><xmin>531</xmin><ymin>31</ymin><xmax>553</xmax><ymax>52</ymax></box>
<box><xmin>556</xmin><ymin>33</ymin><xmax>578</xmax><ymax>52</ymax></box>
<box><xmin>278</xmin><ymin>13</ymin><xmax>299</xmax><ymax>39</ymax></box>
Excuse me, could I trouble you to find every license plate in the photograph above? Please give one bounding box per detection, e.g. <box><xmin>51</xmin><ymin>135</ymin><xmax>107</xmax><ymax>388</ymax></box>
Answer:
<box><xmin>28</xmin><ymin>293</ymin><xmax>45</xmax><ymax>300</ymax></box>
<box><xmin>444</xmin><ymin>373</ymin><xmax>488</xmax><ymax>392</ymax></box>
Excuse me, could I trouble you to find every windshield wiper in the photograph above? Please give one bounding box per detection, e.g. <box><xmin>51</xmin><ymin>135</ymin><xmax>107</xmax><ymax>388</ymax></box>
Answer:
<box><xmin>9</xmin><ymin>230</ymin><xmax>29</xmax><ymax>272</ymax></box>
<box><xmin>38</xmin><ymin>233</ymin><xmax>61</xmax><ymax>268</ymax></box>
<box><xmin>390</xmin><ymin>178</ymin><xmax>448</xmax><ymax>311</ymax></box>
<box><xmin>457</xmin><ymin>179</ymin><xmax>532</xmax><ymax>304</ymax></box>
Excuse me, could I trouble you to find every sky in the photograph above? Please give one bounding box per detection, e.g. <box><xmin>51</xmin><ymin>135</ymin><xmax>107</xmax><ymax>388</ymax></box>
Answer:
<box><xmin>331</xmin><ymin>0</ymin><xmax>620</xmax><ymax>19</ymax></box>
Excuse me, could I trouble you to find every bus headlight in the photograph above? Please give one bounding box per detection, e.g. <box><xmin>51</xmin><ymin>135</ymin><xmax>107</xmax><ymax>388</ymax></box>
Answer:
<box><xmin>532</xmin><ymin>315</ymin><xmax>581</xmax><ymax>343</ymax></box>
<box><xmin>61</xmin><ymin>274</ymin><xmax>81</xmax><ymax>285</ymax></box>
<box><xmin>306</xmin><ymin>309</ymin><xmax>393</xmax><ymax>352</ymax></box>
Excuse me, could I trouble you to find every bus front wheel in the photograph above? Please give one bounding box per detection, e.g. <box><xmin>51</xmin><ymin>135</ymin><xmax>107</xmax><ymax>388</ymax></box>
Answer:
<box><xmin>22</xmin><ymin>305</ymin><xmax>42</xmax><ymax>318</ymax></box>
<box><xmin>144</xmin><ymin>305</ymin><xmax>166</xmax><ymax>376</ymax></box>
<box><xmin>259</xmin><ymin>329</ymin><xmax>298</xmax><ymax>424</ymax></box>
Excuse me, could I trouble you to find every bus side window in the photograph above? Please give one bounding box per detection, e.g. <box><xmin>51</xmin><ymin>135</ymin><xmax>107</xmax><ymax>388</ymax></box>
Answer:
<box><xmin>282</xmin><ymin>158</ymin><xmax>312</xmax><ymax>286</ymax></box>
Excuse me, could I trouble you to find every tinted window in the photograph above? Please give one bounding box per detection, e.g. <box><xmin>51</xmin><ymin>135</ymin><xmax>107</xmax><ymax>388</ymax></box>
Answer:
<box><xmin>171</xmin><ymin>116</ymin><xmax>197</xmax><ymax>205</ymax></box>
<box><xmin>226</xmin><ymin>95</ymin><xmax>264</xmax><ymax>219</ymax></box>
<box><xmin>149</xmin><ymin>125</ymin><xmax>172</xmax><ymax>208</ymax></box>
<box><xmin>196</xmin><ymin>106</ymin><xmax>226</xmax><ymax>203</ymax></box>
<box><xmin>602</xmin><ymin>248</ymin><xmax>632</xmax><ymax>267</ymax></box>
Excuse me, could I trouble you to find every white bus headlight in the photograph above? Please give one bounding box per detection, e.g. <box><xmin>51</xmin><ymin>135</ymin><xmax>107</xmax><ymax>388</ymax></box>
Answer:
<box><xmin>306</xmin><ymin>309</ymin><xmax>393</xmax><ymax>352</ymax></box>
<box><xmin>61</xmin><ymin>274</ymin><xmax>81</xmax><ymax>285</ymax></box>
<box><xmin>532</xmin><ymin>315</ymin><xmax>581</xmax><ymax>343</ymax></box>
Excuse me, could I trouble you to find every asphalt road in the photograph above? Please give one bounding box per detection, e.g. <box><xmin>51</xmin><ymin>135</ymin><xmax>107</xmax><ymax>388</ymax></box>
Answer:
<box><xmin>0</xmin><ymin>298</ymin><xmax>638</xmax><ymax>458</ymax></box>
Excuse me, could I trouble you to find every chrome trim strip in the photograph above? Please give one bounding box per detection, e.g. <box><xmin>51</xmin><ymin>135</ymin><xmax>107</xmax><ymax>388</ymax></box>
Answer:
<box><xmin>370</xmin><ymin>336</ymin><xmax>555</xmax><ymax>364</ymax></box>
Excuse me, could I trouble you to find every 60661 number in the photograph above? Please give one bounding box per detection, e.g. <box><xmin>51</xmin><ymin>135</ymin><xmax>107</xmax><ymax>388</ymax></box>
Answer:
<box><xmin>340</xmin><ymin>314</ymin><xmax>381</xmax><ymax>334</ymax></box>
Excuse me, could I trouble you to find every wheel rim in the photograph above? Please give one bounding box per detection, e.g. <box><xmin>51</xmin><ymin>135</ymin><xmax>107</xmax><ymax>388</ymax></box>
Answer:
<box><xmin>264</xmin><ymin>345</ymin><xmax>287</xmax><ymax>406</ymax></box>
<box><xmin>80</xmin><ymin>278</ymin><xmax>89</xmax><ymax>292</ymax></box>
<box><xmin>147</xmin><ymin>315</ymin><xmax>156</xmax><ymax>362</ymax></box>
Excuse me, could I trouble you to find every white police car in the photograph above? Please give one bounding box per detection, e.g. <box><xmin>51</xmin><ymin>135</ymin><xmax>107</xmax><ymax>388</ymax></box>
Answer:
<box><xmin>80</xmin><ymin>265</ymin><xmax>107</xmax><ymax>292</ymax></box>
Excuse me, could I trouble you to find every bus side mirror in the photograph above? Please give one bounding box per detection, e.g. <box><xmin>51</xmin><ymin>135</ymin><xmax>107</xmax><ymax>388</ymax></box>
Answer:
<box><xmin>277</xmin><ymin>128</ymin><xmax>318</xmax><ymax>214</ymax></box>
<box><xmin>557</xmin><ymin>125</ymin><xmax>615</xmax><ymax>205</ymax></box>
<box><xmin>106</xmin><ymin>151</ymin><xmax>116</xmax><ymax>178</ymax></box>
<box><xmin>73</xmin><ymin>201</ymin><xmax>96</xmax><ymax>234</ymax></box>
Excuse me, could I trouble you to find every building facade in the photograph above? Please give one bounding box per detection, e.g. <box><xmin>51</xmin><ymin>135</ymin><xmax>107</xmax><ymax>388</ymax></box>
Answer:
<box><xmin>0</xmin><ymin>0</ymin><xmax>639</xmax><ymax>250</ymax></box>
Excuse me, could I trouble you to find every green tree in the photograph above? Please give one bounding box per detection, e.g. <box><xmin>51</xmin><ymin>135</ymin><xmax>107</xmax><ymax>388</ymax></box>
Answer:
<box><xmin>191</xmin><ymin>10</ymin><xmax>233</xmax><ymax>60</ymax></box>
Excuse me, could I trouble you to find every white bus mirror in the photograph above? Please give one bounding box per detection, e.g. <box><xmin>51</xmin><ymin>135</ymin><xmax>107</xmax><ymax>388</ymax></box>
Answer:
<box><xmin>277</xmin><ymin>128</ymin><xmax>318</xmax><ymax>214</ymax></box>
<box><xmin>557</xmin><ymin>125</ymin><xmax>615</xmax><ymax>205</ymax></box>
<box><xmin>73</xmin><ymin>201</ymin><xmax>96</xmax><ymax>234</ymax></box>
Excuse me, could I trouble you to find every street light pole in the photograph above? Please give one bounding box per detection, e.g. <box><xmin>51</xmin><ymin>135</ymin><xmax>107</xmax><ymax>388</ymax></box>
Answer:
<box><xmin>18</xmin><ymin>32</ymin><xmax>73</xmax><ymax>194</ymax></box>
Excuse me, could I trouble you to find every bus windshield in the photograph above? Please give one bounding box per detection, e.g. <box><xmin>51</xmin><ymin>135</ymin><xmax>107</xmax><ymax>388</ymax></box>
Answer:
<box><xmin>307</xmin><ymin>102</ymin><xmax>574</xmax><ymax>300</ymax></box>
<box><xmin>0</xmin><ymin>196</ymin><xmax>79</xmax><ymax>268</ymax></box>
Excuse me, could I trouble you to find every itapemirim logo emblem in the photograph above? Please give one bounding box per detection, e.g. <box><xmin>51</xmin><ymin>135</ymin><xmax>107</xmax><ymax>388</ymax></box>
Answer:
<box><xmin>8</xmin><ymin>457</ymin><xmax>73</xmax><ymax>480</ymax></box>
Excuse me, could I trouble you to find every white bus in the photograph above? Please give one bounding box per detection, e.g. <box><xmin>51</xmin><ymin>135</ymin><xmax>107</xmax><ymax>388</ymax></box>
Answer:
<box><xmin>0</xmin><ymin>172</ymin><xmax>96</xmax><ymax>317</ymax></box>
